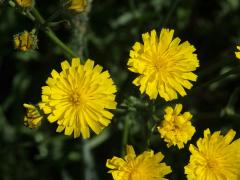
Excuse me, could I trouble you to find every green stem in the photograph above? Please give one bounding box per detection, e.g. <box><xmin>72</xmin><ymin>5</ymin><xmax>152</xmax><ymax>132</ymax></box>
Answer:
<box><xmin>223</xmin><ymin>87</ymin><xmax>240</xmax><ymax>117</ymax></box>
<box><xmin>121</xmin><ymin>117</ymin><xmax>129</xmax><ymax>157</ymax></box>
<box><xmin>86</xmin><ymin>129</ymin><xmax>110</xmax><ymax>149</ymax></box>
<box><xmin>146</xmin><ymin>102</ymin><xmax>157</xmax><ymax>149</ymax></box>
<box><xmin>192</xmin><ymin>66</ymin><xmax>240</xmax><ymax>93</ymax></box>
<box><xmin>25</xmin><ymin>11</ymin><xmax>35</xmax><ymax>21</ymax></box>
<box><xmin>163</xmin><ymin>0</ymin><xmax>180</xmax><ymax>26</ymax></box>
<box><xmin>198</xmin><ymin>58</ymin><xmax>234</xmax><ymax>77</ymax></box>
<box><xmin>31</xmin><ymin>8</ymin><xmax>78</xmax><ymax>58</ymax></box>
<box><xmin>226</xmin><ymin>87</ymin><xmax>240</xmax><ymax>109</ymax></box>
<box><xmin>147</xmin><ymin>124</ymin><xmax>157</xmax><ymax>149</ymax></box>
<box><xmin>31</xmin><ymin>8</ymin><xmax>45</xmax><ymax>24</ymax></box>
<box><xmin>45</xmin><ymin>0</ymin><xmax>71</xmax><ymax>23</ymax></box>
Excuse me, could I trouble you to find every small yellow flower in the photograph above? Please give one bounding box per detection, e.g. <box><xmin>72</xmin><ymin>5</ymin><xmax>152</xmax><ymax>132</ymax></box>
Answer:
<box><xmin>106</xmin><ymin>145</ymin><xmax>172</xmax><ymax>180</ymax></box>
<box><xmin>40</xmin><ymin>58</ymin><xmax>117</xmax><ymax>139</ymax></box>
<box><xmin>67</xmin><ymin>0</ymin><xmax>87</xmax><ymax>12</ymax></box>
<box><xmin>15</xmin><ymin>0</ymin><xmax>34</xmax><ymax>8</ymax></box>
<box><xmin>185</xmin><ymin>129</ymin><xmax>240</xmax><ymax>180</ymax></box>
<box><xmin>23</xmin><ymin>103</ymin><xmax>43</xmax><ymax>129</ymax></box>
<box><xmin>13</xmin><ymin>30</ymin><xmax>38</xmax><ymax>52</ymax></box>
<box><xmin>157</xmin><ymin>104</ymin><xmax>195</xmax><ymax>149</ymax></box>
<box><xmin>127</xmin><ymin>29</ymin><xmax>199</xmax><ymax>101</ymax></box>
<box><xmin>235</xmin><ymin>46</ymin><xmax>240</xmax><ymax>60</ymax></box>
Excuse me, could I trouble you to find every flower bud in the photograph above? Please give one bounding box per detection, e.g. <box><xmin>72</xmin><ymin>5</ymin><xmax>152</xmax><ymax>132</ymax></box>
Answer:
<box><xmin>13</xmin><ymin>30</ymin><xmax>38</xmax><ymax>52</ymax></box>
<box><xmin>23</xmin><ymin>103</ymin><xmax>43</xmax><ymax>129</ymax></box>
<box><xmin>15</xmin><ymin>0</ymin><xmax>34</xmax><ymax>8</ymax></box>
<box><xmin>67</xmin><ymin>0</ymin><xmax>87</xmax><ymax>13</ymax></box>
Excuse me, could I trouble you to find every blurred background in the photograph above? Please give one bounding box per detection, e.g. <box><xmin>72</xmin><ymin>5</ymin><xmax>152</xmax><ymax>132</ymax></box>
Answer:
<box><xmin>1</xmin><ymin>0</ymin><xmax>240</xmax><ymax>179</ymax></box>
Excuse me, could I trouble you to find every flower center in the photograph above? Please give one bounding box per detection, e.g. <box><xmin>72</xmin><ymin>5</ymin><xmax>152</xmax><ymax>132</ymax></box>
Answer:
<box><xmin>69</xmin><ymin>91</ymin><xmax>85</xmax><ymax>106</ymax></box>
<box><xmin>129</xmin><ymin>163</ymin><xmax>150</xmax><ymax>180</ymax></box>
<box><xmin>152</xmin><ymin>55</ymin><xmax>167</xmax><ymax>72</ymax></box>
<box><xmin>206</xmin><ymin>158</ymin><xmax>218</xmax><ymax>170</ymax></box>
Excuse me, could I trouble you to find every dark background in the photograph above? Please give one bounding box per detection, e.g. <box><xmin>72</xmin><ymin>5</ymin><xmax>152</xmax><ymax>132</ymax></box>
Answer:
<box><xmin>0</xmin><ymin>0</ymin><xmax>240</xmax><ymax>179</ymax></box>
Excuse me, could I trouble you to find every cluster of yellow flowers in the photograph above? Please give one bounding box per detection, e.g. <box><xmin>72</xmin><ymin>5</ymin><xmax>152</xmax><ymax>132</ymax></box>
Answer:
<box><xmin>20</xmin><ymin>19</ymin><xmax>240</xmax><ymax>178</ymax></box>
<box><xmin>106</xmin><ymin>129</ymin><xmax>240</xmax><ymax>180</ymax></box>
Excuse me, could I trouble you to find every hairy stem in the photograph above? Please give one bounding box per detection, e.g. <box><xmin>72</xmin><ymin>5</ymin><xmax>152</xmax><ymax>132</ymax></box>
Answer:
<box><xmin>31</xmin><ymin>8</ymin><xmax>78</xmax><ymax>58</ymax></box>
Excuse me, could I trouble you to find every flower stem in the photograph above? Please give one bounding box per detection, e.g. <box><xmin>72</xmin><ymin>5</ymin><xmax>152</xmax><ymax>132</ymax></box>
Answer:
<box><xmin>121</xmin><ymin>116</ymin><xmax>130</xmax><ymax>157</ymax></box>
<box><xmin>31</xmin><ymin>8</ymin><xmax>78</xmax><ymax>58</ymax></box>
<box><xmin>227</xmin><ymin>87</ymin><xmax>240</xmax><ymax>108</ymax></box>
<box><xmin>146</xmin><ymin>124</ymin><xmax>157</xmax><ymax>149</ymax></box>
<box><xmin>198</xmin><ymin>58</ymin><xmax>235</xmax><ymax>77</ymax></box>
<box><xmin>163</xmin><ymin>0</ymin><xmax>180</xmax><ymax>26</ymax></box>
<box><xmin>223</xmin><ymin>87</ymin><xmax>240</xmax><ymax>116</ymax></box>
<box><xmin>192</xmin><ymin>66</ymin><xmax>240</xmax><ymax>93</ymax></box>
<box><xmin>146</xmin><ymin>102</ymin><xmax>157</xmax><ymax>149</ymax></box>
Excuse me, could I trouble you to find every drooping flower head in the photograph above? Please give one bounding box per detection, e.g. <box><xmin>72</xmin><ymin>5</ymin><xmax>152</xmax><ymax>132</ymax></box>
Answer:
<box><xmin>157</xmin><ymin>104</ymin><xmax>195</xmax><ymax>149</ymax></box>
<box><xmin>185</xmin><ymin>129</ymin><xmax>240</xmax><ymax>180</ymax></box>
<box><xmin>13</xmin><ymin>30</ymin><xmax>38</xmax><ymax>52</ymax></box>
<box><xmin>40</xmin><ymin>58</ymin><xmax>117</xmax><ymax>138</ymax></box>
<box><xmin>67</xmin><ymin>0</ymin><xmax>87</xmax><ymax>12</ymax></box>
<box><xmin>106</xmin><ymin>145</ymin><xmax>172</xmax><ymax>180</ymax></box>
<box><xmin>15</xmin><ymin>0</ymin><xmax>34</xmax><ymax>8</ymax></box>
<box><xmin>127</xmin><ymin>29</ymin><xmax>199</xmax><ymax>101</ymax></box>
<box><xmin>235</xmin><ymin>46</ymin><xmax>240</xmax><ymax>60</ymax></box>
<box><xmin>23</xmin><ymin>103</ymin><xmax>43</xmax><ymax>129</ymax></box>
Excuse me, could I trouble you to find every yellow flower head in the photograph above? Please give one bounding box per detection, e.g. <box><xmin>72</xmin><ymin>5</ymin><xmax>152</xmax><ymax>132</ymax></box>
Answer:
<box><xmin>127</xmin><ymin>29</ymin><xmax>199</xmax><ymax>101</ymax></box>
<box><xmin>106</xmin><ymin>145</ymin><xmax>172</xmax><ymax>180</ymax></box>
<box><xmin>13</xmin><ymin>30</ymin><xmax>38</xmax><ymax>52</ymax></box>
<box><xmin>39</xmin><ymin>58</ymin><xmax>117</xmax><ymax>139</ymax></box>
<box><xmin>15</xmin><ymin>0</ymin><xmax>34</xmax><ymax>8</ymax></box>
<box><xmin>23</xmin><ymin>103</ymin><xmax>43</xmax><ymax>129</ymax></box>
<box><xmin>185</xmin><ymin>129</ymin><xmax>240</xmax><ymax>180</ymax></box>
<box><xmin>157</xmin><ymin>104</ymin><xmax>195</xmax><ymax>149</ymax></box>
<box><xmin>67</xmin><ymin>0</ymin><xmax>87</xmax><ymax>12</ymax></box>
<box><xmin>235</xmin><ymin>46</ymin><xmax>240</xmax><ymax>60</ymax></box>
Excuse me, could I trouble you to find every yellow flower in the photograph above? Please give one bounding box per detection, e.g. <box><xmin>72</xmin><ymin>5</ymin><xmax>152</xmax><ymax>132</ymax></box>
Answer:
<box><xmin>13</xmin><ymin>30</ymin><xmax>38</xmax><ymax>52</ymax></box>
<box><xmin>106</xmin><ymin>145</ymin><xmax>172</xmax><ymax>180</ymax></box>
<box><xmin>39</xmin><ymin>58</ymin><xmax>117</xmax><ymax>139</ymax></box>
<box><xmin>68</xmin><ymin>0</ymin><xmax>87</xmax><ymax>12</ymax></box>
<box><xmin>235</xmin><ymin>46</ymin><xmax>240</xmax><ymax>60</ymax></box>
<box><xmin>157</xmin><ymin>104</ymin><xmax>195</xmax><ymax>149</ymax></box>
<box><xmin>23</xmin><ymin>103</ymin><xmax>43</xmax><ymax>129</ymax></box>
<box><xmin>127</xmin><ymin>29</ymin><xmax>199</xmax><ymax>101</ymax></box>
<box><xmin>15</xmin><ymin>0</ymin><xmax>34</xmax><ymax>8</ymax></box>
<box><xmin>185</xmin><ymin>129</ymin><xmax>240</xmax><ymax>180</ymax></box>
